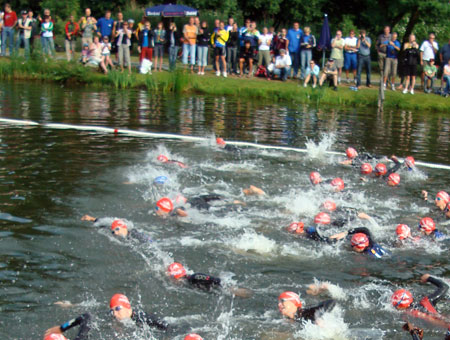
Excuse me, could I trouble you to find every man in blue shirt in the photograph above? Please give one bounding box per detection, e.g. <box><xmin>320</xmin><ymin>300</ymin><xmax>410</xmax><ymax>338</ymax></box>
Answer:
<box><xmin>96</xmin><ymin>10</ymin><xmax>114</xmax><ymax>40</ymax></box>
<box><xmin>384</xmin><ymin>32</ymin><xmax>401</xmax><ymax>90</ymax></box>
<box><xmin>355</xmin><ymin>29</ymin><xmax>372</xmax><ymax>90</ymax></box>
<box><xmin>287</xmin><ymin>22</ymin><xmax>303</xmax><ymax>78</ymax></box>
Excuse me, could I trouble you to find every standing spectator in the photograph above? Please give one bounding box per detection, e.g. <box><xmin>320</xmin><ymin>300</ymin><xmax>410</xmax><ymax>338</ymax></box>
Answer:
<box><xmin>211</xmin><ymin>21</ymin><xmax>229</xmax><ymax>77</ymax></box>
<box><xmin>402</xmin><ymin>34</ymin><xmax>420</xmax><ymax>95</ymax></box>
<box><xmin>239</xmin><ymin>19</ymin><xmax>251</xmax><ymax>47</ymax></box>
<box><xmin>80</xmin><ymin>43</ymin><xmax>90</xmax><ymax>64</ymax></box>
<box><xmin>355</xmin><ymin>29</ymin><xmax>372</xmax><ymax>89</ymax></box>
<box><xmin>303</xmin><ymin>59</ymin><xmax>320</xmax><ymax>88</ymax></box>
<box><xmin>196</xmin><ymin>21</ymin><xmax>210</xmax><ymax>75</ymax></box>
<box><xmin>299</xmin><ymin>26</ymin><xmax>316</xmax><ymax>80</ymax></box>
<box><xmin>153</xmin><ymin>22</ymin><xmax>166</xmax><ymax>72</ymax></box>
<box><xmin>226</xmin><ymin>23</ymin><xmax>239</xmax><ymax>74</ymax></box>
<box><xmin>96</xmin><ymin>10</ymin><xmax>114</xmax><ymax>40</ymax></box>
<box><xmin>64</xmin><ymin>15</ymin><xmax>79</xmax><ymax>61</ymax></box>
<box><xmin>420</xmin><ymin>33</ymin><xmax>439</xmax><ymax>88</ymax></box>
<box><xmin>127</xmin><ymin>19</ymin><xmax>135</xmax><ymax>51</ymax></box>
<box><xmin>286</xmin><ymin>22</ymin><xmax>302</xmax><ymax>78</ymax></box>
<box><xmin>273</xmin><ymin>48</ymin><xmax>292</xmax><ymax>81</ymax></box>
<box><xmin>16</xmin><ymin>10</ymin><xmax>32</xmax><ymax>57</ymax></box>
<box><xmin>0</xmin><ymin>11</ymin><xmax>3</xmax><ymax>49</ymax></box>
<box><xmin>242</xmin><ymin>21</ymin><xmax>259</xmax><ymax>48</ymax></box>
<box><xmin>134</xmin><ymin>15</ymin><xmax>146</xmax><ymax>41</ymax></box>
<box><xmin>28</xmin><ymin>10</ymin><xmax>39</xmax><ymax>50</ymax></box>
<box><xmin>2</xmin><ymin>3</ymin><xmax>17</xmax><ymax>57</ymax></box>
<box><xmin>376</xmin><ymin>25</ymin><xmax>391</xmax><ymax>79</ymax></box>
<box><xmin>99</xmin><ymin>35</ymin><xmax>113</xmax><ymax>73</ymax></box>
<box><xmin>115</xmin><ymin>21</ymin><xmax>132</xmax><ymax>74</ymax></box>
<box><xmin>168</xmin><ymin>22</ymin><xmax>181</xmax><ymax>71</ymax></box>
<box><xmin>40</xmin><ymin>15</ymin><xmax>55</xmax><ymax>57</ymax></box>
<box><xmin>319</xmin><ymin>58</ymin><xmax>338</xmax><ymax>90</ymax></box>
<box><xmin>274</xmin><ymin>28</ymin><xmax>289</xmax><ymax>56</ymax></box>
<box><xmin>423</xmin><ymin>59</ymin><xmax>437</xmax><ymax>93</ymax></box>
<box><xmin>344</xmin><ymin>30</ymin><xmax>358</xmax><ymax>83</ymax></box>
<box><xmin>80</xmin><ymin>9</ymin><xmax>96</xmax><ymax>49</ymax></box>
<box><xmin>226</xmin><ymin>17</ymin><xmax>234</xmax><ymax>31</ymax></box>
<box><xmin>257</xmin><ymin>27</ymin><xmax>272</xmax><ymax>67</ymax></box>
<box><xmin>443</xmin><ymin>58</ymin><xmax>450</xmax><ymax>96</ymax></box>
<box><xmin>440</xmin><ymin>38</ymin><xmax>450</xmax><ymax>68</ymax></box>
<box><xmin>182</xmin><ymin>17</ymin><xmax>198</xmax><ymax>72</ymax></box>
<box><xmin>112</xmin><ymin>12</ymin><xmax>124</xmax><ymax>59</ymax></box>
<box><xmin>138</xmin><ymin>21</ymin><xmax>153</xmax><ymax>64</ymax></box>
<box><xmin>194</xmin><ymin>16</ymin><xmax>200</xmax><ymax>28</ymax></box>
<box><xmin>383</xmin><ymin>32</ymin><xmax>401</xmax><ymax>90</ymax></box>
<box><xmin>239</xmin><ymin>40</ymin><xmax>255</xmax><ymax>77</ymax></box>
<box><xmin>330</xmin><ymin>30</ymin><xmax>345</xmax><ymax>83</ymax></box>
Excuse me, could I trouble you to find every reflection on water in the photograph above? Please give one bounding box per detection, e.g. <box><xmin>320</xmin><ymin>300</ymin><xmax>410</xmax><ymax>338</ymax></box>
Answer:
<box><xmin>0</xmin><ymin>81</ymin><xmax>449</xmax><ymax>164</ymax></box>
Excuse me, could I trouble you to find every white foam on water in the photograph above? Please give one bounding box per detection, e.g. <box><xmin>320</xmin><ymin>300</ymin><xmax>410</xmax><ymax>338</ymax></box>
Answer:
<box><xmin>229</xmin><ymin>229</ymin><xmax>277</xmax><ymax>255</ymax></box>
<box><xmin>310</xmin><ymin>278</ymin><xmax>347</xmax><ymax>301</ymax></box>
<box><xmin>305</xmin><ymin>133</ymin><xmax>337</xmax><ymax>161</ymax></box>
<box><xmin>295</xmin><ymin>306</ymin><xmax>349</xmax><ymax>340</ymax></box>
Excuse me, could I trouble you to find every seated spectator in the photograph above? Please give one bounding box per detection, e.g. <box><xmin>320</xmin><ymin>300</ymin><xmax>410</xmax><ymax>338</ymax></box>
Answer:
<box><xmin>239</xmin><ymin>40</ymin><xmax>256</xmax><ymax>77</ymax></box>
<box><xmin>423</xmin><ymin>58</ymin><xmax>437</xmax><ymax>93</ymax></box>
<box><xmin>319</xmin><ymin>58</ymin><xmax>338</xmax><ymax>90</ymax></box>
<box><xmin>443</xmin><ymin>58</ymin><xmax>450</xmax><ymax>96</ymax></box>
<box><xmin>100</xmin><ymin>35</ymin><xmax>113</xmax><ymax>74</ymax></box>
<box><xmin>88</xmin><ymin>36</ymin><xmax>102</xmax><ymax>66</ymax></box>
<box><xmin>81</xmin><ymin>43</ymin><xmax>90</xmax><ymax>64</ymax></box>
<box><xmin>272</xmin><ymin>48</ymin><xmax>291</xmax><ymax>81</ymax></box>
<box><xmin>304</xmin><ymin>59</ymin><xmax>320</xmax><ymax>88</ymax></box>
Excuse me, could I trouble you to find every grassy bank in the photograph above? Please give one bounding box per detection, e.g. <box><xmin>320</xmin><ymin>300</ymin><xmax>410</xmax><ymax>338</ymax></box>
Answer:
<box><xmin>0</xmin><ymin>57</ymin><xmax>447</xmax><ymax>112</ymax></box>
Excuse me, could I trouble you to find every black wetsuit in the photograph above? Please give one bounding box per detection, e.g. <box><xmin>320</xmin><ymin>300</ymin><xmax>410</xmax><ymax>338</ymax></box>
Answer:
<box><xmin>223</xmin><ymin>144</ymin><xmax>241</xmax><ymax>154</ymax></box>
<box><xmin>384</xmin><ymin>157</ymin><xmax>402</xmax><ymax>178</ymax></box>
<box><xmin>346</xmin><ymin>227</ymin><xmax>389</xmax><ymax>258</ymax></box>
<box><xmin>349</xmin><ymin>153</ymin><xmax>382</xmax><ymax>166</ymax></box>
<box><xmin>59</xmin><ymin>313</ymin><xmax>91</xmax><ymax>340</ymax></box>
<box><xmin>93</xmin><ymin>218</ymin><xmax>152</xmax><ymax>243</ymax></box>
<box><xmin>131</xmin><ymin>310</ymin><xmax>168</xmax><ymax>331</ymax></box>
<box><xmin>187</xmin><ymin>194</ymin><xmax>224</xmax><ymax>210</ymax></box>
<box><xmin>185</xmin><ymin>273</ymin><xmax>222</xmax><ymax>290</ymax></box>
<box><xmin>412</xmin><ymin>276</ymin><xmax>448</xmax><ymax>314</ymax></box>
<box><xmin>295</xmin><ymin>299</ymin><xmax>336</xmax><ymax>322</ymax></box>
<box><xmin>305</xmin><ymin>226</ymin><xmax>336</xmax><ymax>244</ymax></box>
<box><xmin>330</xmin><ymin>207</ymin><xmax>359</xmax><ymax>228</ymax></box>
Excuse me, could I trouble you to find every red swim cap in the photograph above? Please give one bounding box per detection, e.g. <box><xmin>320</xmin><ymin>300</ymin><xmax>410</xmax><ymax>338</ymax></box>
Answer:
<box><xmin>309</xmin><ymin>171</ymin><xmax>322</xmax><ymax>185</ymax></box>
<box><xmin>331</xmin><ymin>177</ymin><xmax>345</xmax><ymax>191</ymax></box>
<box><xmin>168</xmin><ymin>262</ymin><xmax>187</xmax><ymax>279</ymax></box>
<box><xmin>185</xmin><ymin>334</ymin><xmax>203</xmax><ymax>340</ymax></box>
<box><xmin>322</xmin><ymin>199</ymin><xmax>337</xmax><ymax>212</ymax></box>
<box><xmin>216</xmin><ymin>137</ymin><xmax>226</xmax><ymax>145</ymax></box>
<box><xmin>351</xmin><ymin>233</ymin><xmax>369</xmax><ymax>250</ymax></box>
<box><xmin>387</xmin><ymin>173</ymin><xmax>400</xmax><ymax>186</ymax></box>
<box><xmin>391</xmin><ymin>289</ymin><xmax>413</xmax><ymax>309</ymax></box>
<box><xmin>278</xmin><ymin>291</ymin><xmax>302</xmax><ymax>308</ymax></box>
<box><xmin>287</xmin><ymin>222</ymin><xmax>304</xmax><ymax>234</ymax></box>
<box><xmin>436</xmin><ymin>191</ymin><xmax>450</xmax><ymax>204</ymax></box>
<box><xmin>111</xmin><ymin>219</ymin><xmax>127</xmax><ymax>231</ymax></box>
<box><xmin>314</xmin><ymin>212</ymin><xmax>331</xmax><ymax>225</ymax></box>
<box><xmin>45</xmin><ymin>335</ymin><xmax>68</xmax><ymax>340</ymax></box>
<box><xmin>156</xmin><ymin>197</ymin><xmax>174</xmax><ymax>213</ymax></box>
<box><xmin>361</xmin><ymin>163</ymin><xmax>373</xmax><ymax>175</ymax></box>
<box><xmin>375</xmin><ymin>163</ymin><xmax>387</xmax><ymax>176</ymax></box>
<box><xmin>396</xmin><ymin>224</ymin><xmax>411</xmax><ymax>240</ymax></box>
<box><xmin>110</xmin><ymin>293</ymin><xmax>131</xmax><ymax>309</ymax></box>
<box><xmin>419</xmin><ymin>217</ymin><xmax>435</xmax><ymax>233</ymax></box>
<box><xmin>346</xmin><ymin>147</ymin><xmax>358</xmax><ymax>159</ymax></box>
<box><xmin>405</xmin><ymin>156</ymin><xmax>415</xmax><ymax>169</ymax></box>
<box><xmin>157</xmin><ymin>154</ymin><xmax>169</xmax><ymax>162</ymax></box>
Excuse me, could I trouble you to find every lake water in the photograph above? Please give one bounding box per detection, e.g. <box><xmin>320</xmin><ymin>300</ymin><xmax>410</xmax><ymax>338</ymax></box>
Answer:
<box><xmin>0</xmin><ymin>81</ymin><xmax>449</xmax><ymax>340</ymax></box>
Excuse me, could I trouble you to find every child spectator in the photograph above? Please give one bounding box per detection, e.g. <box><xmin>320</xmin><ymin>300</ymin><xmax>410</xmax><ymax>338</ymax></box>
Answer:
<box><xmin>40</xmin><ymin>15</ymin><xmax>55</xmax><ymax>57</ymax></box>
<box><xmin>423</xmin><ymin>58</ymin><xmax>437</xmax><ymax>93</ymax></box>
<box><xmin>304</xmin><ymin>59</ymin><xmax>320</xmax><ymax>88</ymax></box>
<box><xmin>100</xmin><ymin>35</ymin><xmax>113</xmax><ymax>74</ymax></box>
<box><xmin>239</xmin><ymin>40</ymin><xmax>256</xmax><ymax>77</ymax></box>
<box><xmin>81</xmin><ymin>43</ymin><xmax>90</xmax><ymax>64</ymax></box>
<box><xmin>137</xmin><ymin>21</ymin><xmax>153</xmax><ymax>64</ymax></box>
<box><xmin>442</xmin><ymin>58</ymin><xmax>450</xmax><ymax>96</ymax></box>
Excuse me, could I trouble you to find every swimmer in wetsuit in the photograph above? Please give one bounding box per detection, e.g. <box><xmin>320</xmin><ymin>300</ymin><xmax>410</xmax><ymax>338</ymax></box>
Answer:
<box><xmin>216</xmin><ymin>137</ymin><xmax>242</xmax><ymax>154</ymax></box>
<box><xmin>319</xmin><ymin>200</ymin><xmax>372</xmax><ymax>228</ymax></box>
<box><xmin>81</xmin><ymin>215</ymin><xmax>152</xmax><ymax>243</ymax></box>
<box><xmin>44</xmin><ymin>313</ymin><xmax>91</xmax><ymax>340</ymax></box>
<box><xmin>278</xmin><ymin>290</ymin><xmax>336</xmax><ymax>324</ymax></box>
<box><xmin>340</xmin><ymin>147</ymin><xmax>386</xmax><ymax>166</ymax></box>
<box><xmin>392</xmin><ymin>274</ymin><xmax>449</xmax><ymax>327</ymax></box>
<box><xmin>309</xmin><ymin>172</ymin><xmax>345</xmax><ymax>192</ymax></box>
<box><xmin>157</xmin><ymin>154</ymin><xmax>187</xmax><ymax>168</ymax></box>
<box><xmin>330</xmin><ymin>226</ymin><xmax>389</xmax><ymax>258</ymax></box>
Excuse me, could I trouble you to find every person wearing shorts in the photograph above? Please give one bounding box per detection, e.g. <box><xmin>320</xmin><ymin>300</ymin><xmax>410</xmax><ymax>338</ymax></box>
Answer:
<box><xmin>303</xmin><ymin>59</ymin><xmax>320</xmax><ymax>88</ymax></box>
<box><xmin>402</xmin><ymin>34</ymin><xmax>420</xmax><ymax>94</ymax></box>
<box><xmin>239</xmin><ymin>40</ymin><xmax>255</xmax><ymax>77</ymax></box>
<box><xmin>331</xmin><ymin>31</ymin><xmax>344</xmax><ymax>83</ymax></box>
<box><xmin>138</xmin><ymin>21</ymin><xmax>154</xmax><ymax>63</ymax></box>
<box><xmin>344</xmin><ymin>30</ymin><xmax>358</xmax><ymax>83</ymax></box>
<box><xmin>153</xmin><ymin>22</ymin><xmax>165</xmax><ymax>72</ymax></box>
<box><xmin>211</xmin><ymin>21</ymin><xmax>229</xmax><ymax>77</ymax></box>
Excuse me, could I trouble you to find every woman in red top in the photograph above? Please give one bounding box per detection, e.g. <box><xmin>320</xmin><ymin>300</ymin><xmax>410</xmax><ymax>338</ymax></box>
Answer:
<box><xmin>2</xmin><ymin>3</ymin><xmax>17</xmax><ymax>56</ymax></box>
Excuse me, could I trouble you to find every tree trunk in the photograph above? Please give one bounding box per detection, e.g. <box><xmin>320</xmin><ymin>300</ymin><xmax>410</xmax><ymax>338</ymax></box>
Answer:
<box><xmin>402</xmin><ymin>6</ymin><xmax>420</xmax><ymax>43</ymax></box>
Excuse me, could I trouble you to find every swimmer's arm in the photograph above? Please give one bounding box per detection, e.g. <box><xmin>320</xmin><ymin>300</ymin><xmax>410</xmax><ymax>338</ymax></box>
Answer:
<box><xmin>81</xmin><ymin>215</ymin><xmax>97</xmax><ymax>222</ymax></box>
<box><xmin>421</xmin><ymin>190</ymin><xmax>428</xmax><ymax>201</ymax></box>
<box><xmin>243</xmin><ymin>185</ymin><xmax>266</xmax><ymax>196</ymax></box>
<box><xmin>422</xmin><ymin>274</ymin><xmax>449</xmax><ymax>306</ymax></box>
<box><xmin>143</xmin><ymin>312</ymin><xmax>169</xmax><ymax>330</ymax></box>
<box><xmin>129</xmin><ymin>229</ymin><xmax>152</xmax><ymax>243</ymax></box>
<box><xmin>339</xmin><ymin>159</ymin><xmax>353</xmax><ymax>165</ymax></box>
<box><xmin>81</xmin><ymin>215</ymin><xmax>109</xmax><ymax>228</ymax></box>
<box><xmin>306</xmin><ymin>282</ymin><xmax>330</xmax><ymax>295</ymax></box>
<box><xmin>176</xmin><ymin>208</ymin><xmax>188</xmax><ymax>217</ymax></box>
<box><xmin>402</xmin><ymin>322</ymin><xmax>424</xmax><ymax>340</ymax></box>
<box><xmin>44</xmin><ymin>313</ymin><xmax>91</xmax><ymax>339</ymax></box>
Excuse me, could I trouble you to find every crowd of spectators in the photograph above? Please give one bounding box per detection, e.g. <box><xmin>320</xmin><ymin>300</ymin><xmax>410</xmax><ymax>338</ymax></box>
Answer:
<box><xmin>0</xmin><ymin>3</ymin><xmax>449</xmax><ymax>95</ymax></box>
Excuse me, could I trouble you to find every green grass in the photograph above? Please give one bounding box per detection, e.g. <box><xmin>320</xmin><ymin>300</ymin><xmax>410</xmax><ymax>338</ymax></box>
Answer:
<box><xmin>0</xmin><ymin>56</ymin><xmax>447</xmax><ymax>112</ymax></box>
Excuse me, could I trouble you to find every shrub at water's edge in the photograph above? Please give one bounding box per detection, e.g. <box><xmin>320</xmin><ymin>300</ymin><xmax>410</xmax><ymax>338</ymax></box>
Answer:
<box><xmin>0</xmin><ymin>57</ymin><xmax>447</xmax><ymax>112</ymax></box>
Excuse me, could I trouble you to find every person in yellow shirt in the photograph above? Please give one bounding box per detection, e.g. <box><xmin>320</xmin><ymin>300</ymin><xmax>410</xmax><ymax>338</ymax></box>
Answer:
<box><xmin>211</xmin><ymin>21</ymin><xmax>229</xmax><ymax>77</ymax></box>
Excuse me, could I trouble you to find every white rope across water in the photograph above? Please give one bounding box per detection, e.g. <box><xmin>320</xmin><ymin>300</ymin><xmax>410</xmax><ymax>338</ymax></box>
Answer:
<box><xmin>1</xmin><ymin>117</ymin><xmax>450</xmax><ymax>170</ymax></box>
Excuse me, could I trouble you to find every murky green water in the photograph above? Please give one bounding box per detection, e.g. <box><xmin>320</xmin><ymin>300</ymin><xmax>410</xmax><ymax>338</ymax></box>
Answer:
<box><xmin>0</xmin><ymin>81</ymin><xmax>449</xmax><ymax>340</ymax></box>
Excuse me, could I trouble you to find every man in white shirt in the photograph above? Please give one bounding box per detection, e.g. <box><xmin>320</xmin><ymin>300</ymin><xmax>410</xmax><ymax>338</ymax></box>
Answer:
<box><xmin>420</xmin><ymin>33</ymin><xmax>439</xmax><ymax>88</ymax></box>
<box><xmin>273</xmin><ymin>49</ymin><xmax>291</xmax><ymax>81</ymax></box>
<box><xmin>257</xmin><ymin>27</ymin><xmax>272</xmax><ymax>67</ymax></box>
<box><xmin>344</xmin><ymin>30</ymin><xmax>358</xmax><ymax>83</ymax></box>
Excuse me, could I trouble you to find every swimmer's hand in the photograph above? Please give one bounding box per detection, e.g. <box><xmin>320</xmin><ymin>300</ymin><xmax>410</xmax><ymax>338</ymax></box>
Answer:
<box><xmin>330</xmin><ymin>231</ymin><xmax>347</xmax><ymax>240</ymax></box>
<box><xmin>81</xmin><ymin>215</ymin><xmax>96</xmax><ymax>222</ymax></box>
<box><xmin>360</xmin><ymin>177</ymin><xmax>368</xmax><ymax>182</ymax></box>
<box><xmin>306</xmin><ymin>283</ymin><xmax>329</xmax><ymax>295</ymax></box>
<box><xmin>390</xmin><ymin>155</ymin><xmax>399</xmax><ymax>163</ymax></box>
<box><xmin>420</xmin><ymin>274</ymin><xmax>431</xmax><ymax>283</ymax></box>
<box><xmin>233</xmin><ymin>200</ymin><xmax>246</xmax><ymax>206</ymax></box>
<box><xmin>421</xmin><ymin>190</ymin><xmax>428</xmax><ymax>200</ymax></box>
<box><xmin>44</xmin><ymin>326</ymin><xmax>64</xmax><ymax>338</ymax></box>
<box><xmin>357</xmin><ymin>212</ymin><xmax>371</xmax><ymax>220</ymax></box>
<box><xmin>402</xmin><ymin>322</ymin><xmax>424</xmax><ymax>340</ymax></box>
<box><xmin>176</xmin><ymin>208</ymin><xmax>188</xmax><ymax>217</ymax></box>
<box><xmin>122</xmin><ymin>181</ymin><xmax>135</xmax><ymax>185</ymax></box>
<box><xmin>54</xmin><ymin>300</ymin><xmax>74</xmax><ymax>308</ymax></box>
<box><xmin>340</xmin><ymin>159</ymin><xmax>352</xmax><ymax>165</ymax></box>
<box><xmin>243</xmin><ymin>185</ymin><xmax>266</xmax><ymax>196</ymax></box>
